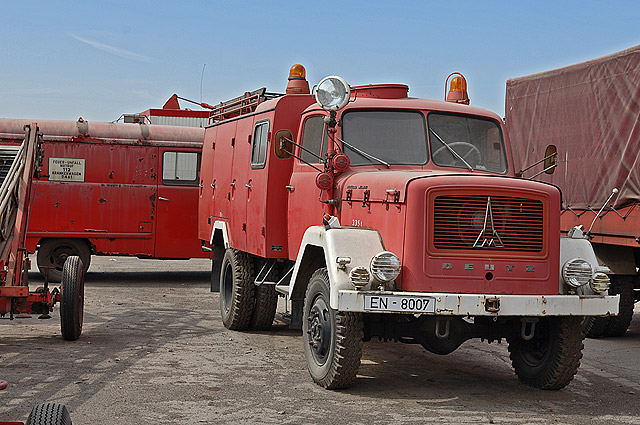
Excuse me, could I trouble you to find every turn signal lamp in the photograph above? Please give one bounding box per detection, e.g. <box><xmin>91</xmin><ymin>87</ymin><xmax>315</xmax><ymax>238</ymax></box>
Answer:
<box><xmin>445</xmin><ymin>72</ymin><xmax>470</xmax><ymax>105</ymax></box>
<box><xmin>349</xmin><ymin>267</ymin><xmax>370</xmax><ymax>288</ymax></box>
<box><xmin>286</xmin><ymin>64</ymin><xmax>310</xmax><ymax>94</ymax></box>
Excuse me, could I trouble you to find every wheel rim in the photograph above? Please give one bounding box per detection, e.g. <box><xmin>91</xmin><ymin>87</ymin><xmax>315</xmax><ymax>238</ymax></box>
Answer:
<box><xmin>307</xmin><ymin>293</ymin><xmax>332</xmax><ymax>366</ymax></box>
<box><xmin>518</xmin><ymin>323</ymin><xmax>551</xmax><ymax>367</ymax></box>
<box><xmin>49</xmin><ymin>245</ymin><xmax>74</xmax><ymax>272</ymax></box>
<box><xmin>221</xmin><ymin>262</ymin><xmax>233</xmax><ymax>313</ymax></box>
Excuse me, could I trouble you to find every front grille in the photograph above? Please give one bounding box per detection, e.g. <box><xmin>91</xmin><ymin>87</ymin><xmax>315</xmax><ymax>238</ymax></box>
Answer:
<box><xmin>433</xmin><ymin>195</ymin><xmax>544</xmax><ymax>252</ymax></box>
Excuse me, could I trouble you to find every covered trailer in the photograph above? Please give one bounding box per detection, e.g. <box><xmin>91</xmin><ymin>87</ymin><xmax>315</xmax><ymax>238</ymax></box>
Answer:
<box><xmin>506</xmin><ymin>45</ymin><xmax>640</xmax><ymax>336</ymax></box>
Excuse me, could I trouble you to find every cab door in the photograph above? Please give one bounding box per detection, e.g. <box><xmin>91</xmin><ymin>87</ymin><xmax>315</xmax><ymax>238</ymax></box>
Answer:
<box><xmin>286</xmin><ymin>115</ymin><xmax>329</xmax><ymax>260</ymax></box>
<box><xmin>155</xmin><ymin>148</ymin><xmax>204</xmax><ymax>258</ymax></box>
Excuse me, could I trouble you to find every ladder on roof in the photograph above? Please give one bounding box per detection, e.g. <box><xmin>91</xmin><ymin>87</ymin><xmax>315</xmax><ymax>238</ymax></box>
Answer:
<box><xmin>208</xmin><ymin>88</ymin><xmax>282</xmax><ymax>124</ymax></box>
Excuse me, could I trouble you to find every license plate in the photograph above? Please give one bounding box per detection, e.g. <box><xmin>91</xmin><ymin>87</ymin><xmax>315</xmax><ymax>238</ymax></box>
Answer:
<box><xmin>364</xmin><ymin>295</ymin><xmax>436</xmax><ymax>313</ymax></box>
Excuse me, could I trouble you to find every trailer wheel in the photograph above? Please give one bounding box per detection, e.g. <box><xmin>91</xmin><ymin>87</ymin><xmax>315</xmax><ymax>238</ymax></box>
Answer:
<box><xmin>60</xmin><ymin>256</ymin><xmax>85</xmax><ymax>341</ymax></box>
<box><xmin>25</xmin><ymin>402</ymin><xmax>72</xmax><ymax>425</ymax></box>
<box><xmin>219</xmin><ymin>249</ymin><xmax>254</xmax><ymax>330</ymax></box>
<box><xmin>605</xmin><ymin>277</ymin><xmax>635</xmax><ymax>337</ymax></box>
<box><xmin>507</xmin><ymin>317</ymin><xmax>583</xmax><ymax>390</ymax></box>
<box><xmin>37</xmin><ymin>239</ymin><xmax>91</xmax><ymax>283</ymax></box>
<box><xmin>250</xmin><ymin>283</ymin><xmax>278</xmax><ymax>330</ymax></box>
<box><xmin>302</xmin><ymin>268</ymin><xmax>363</xmax><ymax>389</ymax></box>
<box><xmin>583</xmin><ymin>316</ymin><xmax>609</xmax><ymax>338</ymax></box>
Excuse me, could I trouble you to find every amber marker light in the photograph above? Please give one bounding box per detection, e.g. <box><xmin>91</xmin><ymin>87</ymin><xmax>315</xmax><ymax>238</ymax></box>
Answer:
<box><xmin>289</xmin><ymin>64</ymin><xmax>306</xmax><ymax>80</ymax></box>
<box><xmin>445</xmin><ymin>72</ymin><xmax>470</xmax><ymax>105</ymax></box>
<box><xmin>286</xmin><ymin>64</ymin><xmax>310</xmax><ymax>94</ymax></box>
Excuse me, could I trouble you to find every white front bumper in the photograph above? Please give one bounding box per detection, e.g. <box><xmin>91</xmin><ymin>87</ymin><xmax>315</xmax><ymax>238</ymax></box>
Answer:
<box><xmin>337</xmin><ymin>290</ymin><xmax>619</xmax><ymax>316</ymax></box>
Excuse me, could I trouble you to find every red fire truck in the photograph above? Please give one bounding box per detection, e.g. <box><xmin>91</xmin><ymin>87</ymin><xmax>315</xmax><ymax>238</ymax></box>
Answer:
<box><xmin>0</xmin><ymin>124</ymin><xmax>80</xmax><ymax>424</ymax></box>
<box><xmin>199</xmin><ymin>65</ymin><xmax>618</xmax><ymax>390</ymax></box>
<box><xmin>0</xmin><ymin>118</ymin><xmax>208</xmax><ymax>282</ymax></box>
<box><xmin>506</xmin><ymin>45</ymin><xmax>640</xmax><ymax>337</ymax></box>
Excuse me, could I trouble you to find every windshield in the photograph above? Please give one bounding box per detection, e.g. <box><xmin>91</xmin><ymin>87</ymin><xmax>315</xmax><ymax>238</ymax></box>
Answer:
<box><xmin>428</xmin><ymin>113</ymin><xmax>507</xmax><ymax>173</ymax></box>
<box><xmin>340</xmin><ymin>110</ymin><xmax>507</xmax><ymax>173</ymax></box>
<box><xmin>341</xmin><ymin>110</ymin><xmax>428</xmax><ymax>166</ymax></box>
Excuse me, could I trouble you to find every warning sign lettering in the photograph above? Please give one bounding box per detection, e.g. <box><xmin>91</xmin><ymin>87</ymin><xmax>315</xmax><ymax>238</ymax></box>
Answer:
<box><xmin>49</xmin><ymin>157</ymin><xmax>85</xmax><ymax>182</ymax></box>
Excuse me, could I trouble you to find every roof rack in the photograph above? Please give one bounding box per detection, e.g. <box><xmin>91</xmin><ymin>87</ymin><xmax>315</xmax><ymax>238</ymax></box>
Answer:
<box><xmin>208</xmin><ymin>88</ymin><xmax>283</xmax><ymax>124</ymax></box>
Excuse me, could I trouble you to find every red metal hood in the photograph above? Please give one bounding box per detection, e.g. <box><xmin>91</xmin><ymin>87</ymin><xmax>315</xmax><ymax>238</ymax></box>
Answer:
<box><xmin>336</xmin><ymin>170</ymin><xmax>552</xmax><ymax>203</ymax></box>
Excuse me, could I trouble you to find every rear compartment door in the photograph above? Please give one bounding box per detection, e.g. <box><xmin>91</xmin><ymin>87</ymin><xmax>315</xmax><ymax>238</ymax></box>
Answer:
<box><xmin>155</xmin><ymin>148</ymin><xmax>204</xmax><ymax>258</ymax></box>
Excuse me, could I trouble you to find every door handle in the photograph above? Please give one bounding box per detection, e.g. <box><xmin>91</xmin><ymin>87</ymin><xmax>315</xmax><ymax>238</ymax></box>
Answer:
<box><xmin>158</xmin><ymin>196</ymin><xmax>169</xmax><ymax>201</ymax></box>
<box><xmin>286</xmin><ymin>185</ymin><xmax>295</xmax><ymax>192</ymax></box>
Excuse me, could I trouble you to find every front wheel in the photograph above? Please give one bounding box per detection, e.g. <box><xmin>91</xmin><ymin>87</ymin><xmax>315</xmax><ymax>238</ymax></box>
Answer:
<box><xmin>507</xmin><ymin>317</ymin><xmax>583</xmax><ymax>390</ymax></box>
<box><xmin>26</xmin><ymin>402</ymin><xmax>72</xmax><ymax>425</ymax></box>
<box><xmin>60</xmin><ymin>256</ymin><xmax>85</xmax><ymax>341</ymax></box>
<box><xmin>302</xmin><ymin>268</ymin><xmax>363</xmax><ymax>389</ymax></box>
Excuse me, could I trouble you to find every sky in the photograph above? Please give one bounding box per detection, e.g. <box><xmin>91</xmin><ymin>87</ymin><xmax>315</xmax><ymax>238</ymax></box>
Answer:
<box><xmin>1</xmin><ymin>1</ymin><xmax>638</xmax><ymax>122</ymax></box>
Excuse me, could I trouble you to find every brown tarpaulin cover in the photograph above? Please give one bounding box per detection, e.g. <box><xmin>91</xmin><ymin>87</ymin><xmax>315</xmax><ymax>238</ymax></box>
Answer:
<box><xmin>506</xmin><ymin>45</ymin><xmax>640</xmax><ymax>209</ymax></box>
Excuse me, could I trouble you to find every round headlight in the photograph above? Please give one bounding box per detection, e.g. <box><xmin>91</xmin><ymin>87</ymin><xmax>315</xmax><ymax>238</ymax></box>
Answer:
<box><xmin>590</xmin><ymin>272</ymin><xmax>610</xmax><ymax>294</ymax></box>
<box><xmin>562</xmin><ymin>258</ymin><xmax>592</xmax><ymax>288</ymax></box>
<box><xmin>370</xmin><ymin>251</ymin><xmax>401</xmax><ymax>282</ymax></box>
<box><xmin>349</xmin><ymin>266</ymin><xmax>370</xmax><ymax>288</ymax></box>
<box><xmin>315</xmin><ymin>76</ymin><xmax>350</xmax><ymax>111</ymax></box>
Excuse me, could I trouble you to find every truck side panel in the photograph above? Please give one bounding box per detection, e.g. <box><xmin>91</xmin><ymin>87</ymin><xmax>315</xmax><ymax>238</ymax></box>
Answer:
<box><xmin>28</xmin><ymin>140</ymin><xmax>157</xmax><ymax>256</ymax></box>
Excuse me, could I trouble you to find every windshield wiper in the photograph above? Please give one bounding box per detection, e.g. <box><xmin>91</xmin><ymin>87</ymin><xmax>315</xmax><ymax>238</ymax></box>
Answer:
<box><xmin>429</xmin><ymin>129</ymin><xmax>473</xmax><ymax>171</ymax></box>
<box><xmin>338</xmin><ymin>137</ymin><xmax>390</xmax><ymax>168</ymax></box>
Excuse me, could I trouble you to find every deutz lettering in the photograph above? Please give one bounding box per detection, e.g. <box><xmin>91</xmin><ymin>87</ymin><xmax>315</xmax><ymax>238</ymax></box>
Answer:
<box><xmin>441</xmin><ymin>263</ymin><xmax>535</xmax><ymax>272</ymax></box>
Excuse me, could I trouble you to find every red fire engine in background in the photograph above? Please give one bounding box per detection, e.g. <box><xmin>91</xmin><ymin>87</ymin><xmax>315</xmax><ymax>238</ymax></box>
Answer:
<box><xmin>0</xmin><ymin>109</ymin><xmax>208</xmax><ymax>282</ymax></box>
<box><xmin>199</xmin><ymin>65</ymin><xmax>618</xmax><ymax>390</ymax></box>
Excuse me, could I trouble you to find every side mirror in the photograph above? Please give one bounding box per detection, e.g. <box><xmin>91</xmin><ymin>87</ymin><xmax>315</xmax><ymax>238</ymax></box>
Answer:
<box><xmin>274</xmin><ymin>129</ymin><xmax>294</xmax><ymax>160</ymax></box>
<box><xmin>544</xmin><ymin>145</ymin><xmax>557</xmax><ymax>174</ymax></box>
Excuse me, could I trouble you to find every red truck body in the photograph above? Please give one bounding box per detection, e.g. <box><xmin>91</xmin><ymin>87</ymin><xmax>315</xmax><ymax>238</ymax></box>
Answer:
<box><xmin>0</xmin><ymin>118</ymin><xmax>208</xmax><ymax>281</ymax></box>
<box><xmin>506</xmin><ymin>45</ymin><xmax>640</xmax><ymax>336</ymax></box>
<box><xmin>199</xmin><ymin>65</ymin><xmax>617</xmax><ymax>390</ymax></box>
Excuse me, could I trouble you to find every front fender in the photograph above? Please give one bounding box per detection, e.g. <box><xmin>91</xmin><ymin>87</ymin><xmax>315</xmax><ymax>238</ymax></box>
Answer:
<box><xmin>289</xmin><ymin>226</ymin><xmax>387</xmax><ymax>309</ymax></box>
<box><xmin>560</xmin><ymin>236</ymin><xmax>604</xmax><ymax>295</ymax></box>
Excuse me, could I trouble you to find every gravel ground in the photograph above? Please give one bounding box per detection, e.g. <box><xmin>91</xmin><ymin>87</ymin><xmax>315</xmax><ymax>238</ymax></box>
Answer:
<box><xmin>0</xmin><ymin>256</ymin><xmax>639</xmax><ymax>424</ymax></box>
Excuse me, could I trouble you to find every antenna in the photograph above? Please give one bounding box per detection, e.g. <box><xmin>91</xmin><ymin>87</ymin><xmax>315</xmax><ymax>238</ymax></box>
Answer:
<box><xmin>587</xmin><ymin>188</ymin><xmax>619</xmax><ymax>236</ymax></box>
<box><xmin>200</xmin><ymin>64</ymin><xmax>206</xmax><ymax>104</ymax></box>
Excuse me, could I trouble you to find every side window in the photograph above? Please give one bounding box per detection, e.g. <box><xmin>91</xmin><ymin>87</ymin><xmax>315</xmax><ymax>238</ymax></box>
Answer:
<box><xmin>251</xmin><ymin>120</ymin><xmax>270</xmax><ymax>169</ymax></box>
<box><xmin>300</xmin><ymin>116</ymin><xmax>328</xmax><ymax>163</ymax></box>
<box><xmin>162</xmin><ymin>151</ymin><xmax>200</xmax><ymax>186</ymax></box>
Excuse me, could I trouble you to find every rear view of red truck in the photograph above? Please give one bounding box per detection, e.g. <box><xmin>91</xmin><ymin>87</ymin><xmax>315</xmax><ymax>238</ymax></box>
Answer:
<box><xmin>506</xmin><ymin>45</ymin><xmax>640</xmax><ymax>337</ymax></box>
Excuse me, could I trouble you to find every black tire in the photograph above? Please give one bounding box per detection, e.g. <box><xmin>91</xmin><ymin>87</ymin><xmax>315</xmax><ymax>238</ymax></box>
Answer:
<box><xmin>219</xmin><ymin>249</ymin><xmax>254</xmax><ymax>330</ymax></box>
<box><xmin>37</xmin><ymin>239</ymin><xmax>91</xmax><ymax>283</ymax></box>
<box><xmin>250</xmin><ymin>283</ymin><xmax>278</xmax><ymax>330</ymax></box>
<box><xmin>583</xmin><ymin>316</ymin><xmax>610</xmax><ymax>338</ymax></box>
<box><xmin>60</xmin><ymin>256</ymin><xmax>84</xmax><ymax>341</ymax></box>
<box><xmin>26</xmin><ymin>402</ymin><xmax>72</xmax><ymax>425</ymax></box>
<box><xmin>507</xmin><ymin>317</ymin><xmax>583</xmax><ymax>390</ymax></box>
<box><xmin>302</xmin><ymin>268</ymin><xmax>363</xmax><ymax>389</ymax></box>
<box><xmin>210</xmin><ymin>246</ymin><xmax>224</xmax><ymax>292</ymax></box>
<box><xmin>605</xmin><ymin>277</ymin><xmax>635</xmax><ymax>337</ymax></box>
